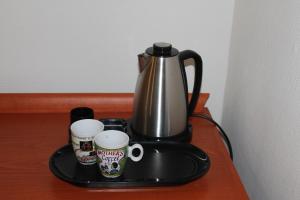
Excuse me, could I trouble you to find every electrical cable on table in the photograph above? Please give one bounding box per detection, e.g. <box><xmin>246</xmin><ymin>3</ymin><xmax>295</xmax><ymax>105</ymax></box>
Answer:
<box><xmin>191</xmin><ymin>114</ymin><xmax>233</xmax><ymax>160</ymax></box>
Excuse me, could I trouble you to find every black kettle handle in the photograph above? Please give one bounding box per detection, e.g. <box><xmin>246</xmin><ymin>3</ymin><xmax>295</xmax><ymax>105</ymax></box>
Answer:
<box><xmin>178</xmin><ymin>50</ymin><xmax>203</xmax><ymax>116</ymax></box>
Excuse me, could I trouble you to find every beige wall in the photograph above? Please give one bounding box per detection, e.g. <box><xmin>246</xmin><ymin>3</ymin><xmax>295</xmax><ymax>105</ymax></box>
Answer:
<box><xmin>0</xmin><ymin>0</ymin><xmax>234</xmax><ymax>122</ymax></box>
<box><xmin>223</xmin><ymin>0</ymin><xmax>300</xmax><ymax>199</ymax></box>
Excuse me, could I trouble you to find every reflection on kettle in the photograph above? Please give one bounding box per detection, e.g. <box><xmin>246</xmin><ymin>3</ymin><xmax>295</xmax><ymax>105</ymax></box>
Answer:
<box><xmin>131</xmin><ymin>42</ymin><xmax>203</xmax><ymax>139</ymax></box>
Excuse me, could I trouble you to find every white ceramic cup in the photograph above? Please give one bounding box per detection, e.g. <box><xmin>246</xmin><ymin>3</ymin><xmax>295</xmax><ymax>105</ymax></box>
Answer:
<box><xmin>70</xmin><ymin>119</ymin><xmax>104</xmax><ymax>165</ymax></box>
<box><xmin>94</xmin><ymin>130</ymin><xmax>144</xmax><ymax>178</ymax></box>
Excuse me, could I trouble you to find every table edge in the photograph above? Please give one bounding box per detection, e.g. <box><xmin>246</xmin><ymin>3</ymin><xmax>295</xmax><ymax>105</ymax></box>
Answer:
<box><xmin>0</xmin><ymin>93</ymin><xmax>209</xmax><ymax>113</ymax></box>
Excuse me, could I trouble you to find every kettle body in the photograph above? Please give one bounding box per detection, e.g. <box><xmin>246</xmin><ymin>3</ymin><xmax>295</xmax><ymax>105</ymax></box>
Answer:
<box><xmin>131</xmin><ymin>42</ymin><xmax>202</xmax><ymax>138</ymax></box>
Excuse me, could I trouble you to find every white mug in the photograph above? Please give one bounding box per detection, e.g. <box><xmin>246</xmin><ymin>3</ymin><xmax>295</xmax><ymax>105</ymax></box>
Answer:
<box><xmin>70</xmin><ymin>119</ymin><xmax>104</xmax><ymax>165</ymax></box>
<box><xmin>94</xmin><ymin>130</ymin><xmax>144</xmax><ymax>178</ymax></box>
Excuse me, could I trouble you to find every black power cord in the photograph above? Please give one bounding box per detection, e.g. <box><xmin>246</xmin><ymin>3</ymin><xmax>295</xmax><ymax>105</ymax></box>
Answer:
<box><xmin>192</xmin><ymin>114</ymin><xmax>233</xmax><ymax>160</ymax></box>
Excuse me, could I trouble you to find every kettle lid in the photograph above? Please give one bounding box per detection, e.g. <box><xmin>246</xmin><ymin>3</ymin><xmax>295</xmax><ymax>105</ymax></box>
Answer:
<box><xmin>146</xmin><ymin>42</ymin><xmax>179</xmax><ymax>57</ymax></box>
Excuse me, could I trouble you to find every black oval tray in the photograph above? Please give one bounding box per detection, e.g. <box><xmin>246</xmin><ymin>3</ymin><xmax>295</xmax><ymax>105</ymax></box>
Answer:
<box><xmin>49</xmin><ymin>142</ymin><xmax>210</xmax><ymax>188</ymax></box>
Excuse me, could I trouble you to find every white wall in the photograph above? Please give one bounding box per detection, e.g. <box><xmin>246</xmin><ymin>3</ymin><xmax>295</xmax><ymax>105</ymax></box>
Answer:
<box><xmin>0</xmin><ymin>0</ymin><xmax>234</xmax><ymax>121</ymax></box>
<box><xmin>223</xmin><ymin>0</ymin><xmax>300</xmax><ymax>199</ymax></box>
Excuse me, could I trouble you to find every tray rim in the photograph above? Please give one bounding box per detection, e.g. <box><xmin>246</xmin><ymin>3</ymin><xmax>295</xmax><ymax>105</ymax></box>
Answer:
<box><xmin>49</xmin><ymin>141</ymin><xmax>210</xmax><ymax>188</ymax></box>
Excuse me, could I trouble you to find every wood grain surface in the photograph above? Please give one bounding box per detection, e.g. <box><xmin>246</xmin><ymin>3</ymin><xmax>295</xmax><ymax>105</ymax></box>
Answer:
<box><xmin>0</xmin><ymin>93</ymin><xmax>209</xmax><ymax>113</ymax></box>
<box><xmin>0</xmin><ymin>93</ymin><xmax>249</xmax><ymax>200</ymax></box>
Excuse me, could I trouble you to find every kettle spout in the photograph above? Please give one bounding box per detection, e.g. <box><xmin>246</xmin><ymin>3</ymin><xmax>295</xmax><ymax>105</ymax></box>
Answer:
<box><xmin>138</xmin><ymin>53</ymin><xmax>147</xmax><ymax>73</ymax></box>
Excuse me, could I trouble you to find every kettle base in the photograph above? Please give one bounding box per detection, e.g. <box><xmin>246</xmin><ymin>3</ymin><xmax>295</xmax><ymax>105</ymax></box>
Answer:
<box><xmin>98</xmin><ymin>118</ymin><xmax>192</xmax><ymax>143</ymax></box>
<box><xmin>128</xmin><ymin>123</ymin><xmax>192</xmax><ymax>143</ymax></box>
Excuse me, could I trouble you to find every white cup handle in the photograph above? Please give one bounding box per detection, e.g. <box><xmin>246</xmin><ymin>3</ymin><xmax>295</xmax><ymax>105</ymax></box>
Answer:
<box><xmin>128</xmin><ymin>143</ymin><xmax>144</xmax><ymax>162</ymax></box>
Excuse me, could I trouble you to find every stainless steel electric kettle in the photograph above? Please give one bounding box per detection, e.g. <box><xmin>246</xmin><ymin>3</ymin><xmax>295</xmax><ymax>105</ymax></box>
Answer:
<box><xmin>131</xmin><ymin>42</ymin><xmax>203</xmax><ymax>139</ymax></box>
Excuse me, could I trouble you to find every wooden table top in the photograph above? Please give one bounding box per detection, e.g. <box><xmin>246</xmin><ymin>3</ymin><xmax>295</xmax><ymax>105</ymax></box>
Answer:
<box><xmin>0</xmin><ymin>94</ymin><xmax>248</xmax><ymax>200</ymax></box>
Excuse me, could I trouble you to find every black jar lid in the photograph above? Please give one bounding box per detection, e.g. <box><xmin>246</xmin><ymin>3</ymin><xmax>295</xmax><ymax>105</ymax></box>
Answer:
<box><xmin>146</xmin><ymin>42</ymin><xmax>179</xmax><ymax>57</ymax></box>
<box><xmin>70</xmin><ymin>107</ymin><xmax>94</xmax><ymax>123</ymax></box>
